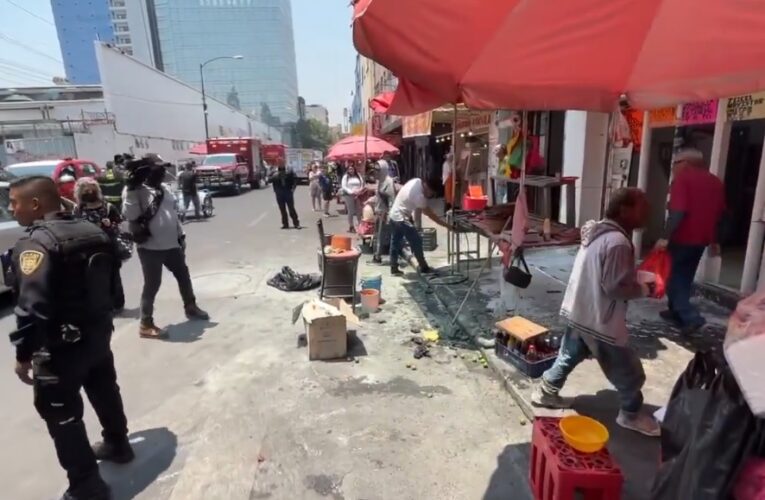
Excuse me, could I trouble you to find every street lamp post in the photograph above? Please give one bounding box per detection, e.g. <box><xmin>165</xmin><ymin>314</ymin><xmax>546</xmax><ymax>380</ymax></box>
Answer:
<box><xmin>199</xmin><ymin>55</ymin><xmax>244</xmax><ymax>140</ymax></box>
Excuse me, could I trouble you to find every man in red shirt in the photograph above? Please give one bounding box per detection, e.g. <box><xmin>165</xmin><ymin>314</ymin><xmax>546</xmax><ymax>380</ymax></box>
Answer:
<box><xmin>656</xmin><ymin>148</ymin><xmax>725</xmax><ymax>334</ymax></box>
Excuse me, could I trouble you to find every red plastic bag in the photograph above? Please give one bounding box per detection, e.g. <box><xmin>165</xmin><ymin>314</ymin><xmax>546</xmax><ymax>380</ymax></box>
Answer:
<box><xmin>638</xmin><ymin>249</ymin><xmax>671</xmax><ymax>298</ymax></box>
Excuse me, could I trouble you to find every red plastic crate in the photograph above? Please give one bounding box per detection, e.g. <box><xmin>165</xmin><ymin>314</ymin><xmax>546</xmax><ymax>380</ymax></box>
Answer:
<box><xmin>530</xmin><ymin>417</ymin><xmax>623</xmax><ymax>500</ymax></box>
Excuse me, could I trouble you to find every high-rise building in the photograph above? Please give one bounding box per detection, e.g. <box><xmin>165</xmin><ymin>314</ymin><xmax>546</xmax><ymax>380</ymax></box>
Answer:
<box><xmin>50</xmin><ymin>0</ymin><xmax>157</xmax><ymax>83</ymax></box>
<box><xmin>152</xmin><ymin>0</ymin><xmax>299</xmax><ymax>124</ymax></box>
<box><xmin>305</xmin><ymin>104</ymin><xmax>329</xmax><ymax>125</ymax></box>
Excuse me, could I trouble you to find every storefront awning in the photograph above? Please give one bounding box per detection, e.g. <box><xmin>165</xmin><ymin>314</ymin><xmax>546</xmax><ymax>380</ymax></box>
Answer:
<box><xmin>354</xmin><ymin>0</ymin><xmax>765</xmax><ymax>114</ymax></box>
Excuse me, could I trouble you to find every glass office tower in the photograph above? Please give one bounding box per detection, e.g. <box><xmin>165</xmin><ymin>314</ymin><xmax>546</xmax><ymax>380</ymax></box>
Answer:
<box><xmin>154</xmin><ymin>0</ymin><xmax>299</xmax><ymax>123</ymax></box>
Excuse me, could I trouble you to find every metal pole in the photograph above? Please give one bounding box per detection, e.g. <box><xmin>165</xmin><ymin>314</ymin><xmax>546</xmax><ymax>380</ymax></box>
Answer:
<box><xmin>632</xmin><ymin>111</ymin><xmax>652</xmax><ymax>258</ymax></box>
<box><xmin>200</xmin><ymin>63</ymin><xmax>209</xmax><ymax>140</ymax></box>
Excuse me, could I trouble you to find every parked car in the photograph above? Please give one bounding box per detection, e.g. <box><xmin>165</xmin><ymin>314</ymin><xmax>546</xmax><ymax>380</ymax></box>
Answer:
<box><xmin>5</xmin><ymin>158</ymin><xmax>103</xmax><ymax>201</ymax></box>
<box><xmin>0</xmin><ymin>180</ymin><xmax>26</xmax><ymax>293</ymax></box>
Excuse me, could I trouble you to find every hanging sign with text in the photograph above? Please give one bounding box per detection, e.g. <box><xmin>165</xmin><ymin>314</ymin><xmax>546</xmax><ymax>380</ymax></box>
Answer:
<box><xmin>680</xmin><ymin>100</ymin><xmax>718</xmax><ymax>125</ymax></box>
<box><xmin>648</xmin><ymin>107</ymin><xmax>678</xmax><ymax>127</ymax></box>
<box><xmin>402</xmin><ymin>112</ymin><xmax>433</xmax><ymax>138</ymax></box>
<box><xmin>726</xmin><ymin>92</ymin><xmax>765</xmax><ymax>122</ymax></box>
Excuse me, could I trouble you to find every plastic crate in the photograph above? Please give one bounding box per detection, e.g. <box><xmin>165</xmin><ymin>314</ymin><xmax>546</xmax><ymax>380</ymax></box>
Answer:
<box><xmin>419</xmin><ymin>227</ymin><xmax>438</xmax><ymax>251</ymax></box>
<box><xmin>495</xmin><ymin>342</ymin><xmax>557</xmax><ymax>378</ymax></box>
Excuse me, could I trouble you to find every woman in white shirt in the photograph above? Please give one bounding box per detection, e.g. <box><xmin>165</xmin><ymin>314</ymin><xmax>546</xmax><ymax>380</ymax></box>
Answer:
<box><xmin>341</xmin><ymin>163</ymin><xmax>364</xmax><ymax>233</ymax></box>
<box><xmin>308</xmin><ymin>164</ymin><xmax>322</xmax><ymax>211</ymax></box>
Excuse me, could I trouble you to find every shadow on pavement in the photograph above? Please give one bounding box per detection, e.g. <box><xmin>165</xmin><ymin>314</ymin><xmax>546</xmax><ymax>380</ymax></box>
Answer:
<box><xmin>101</xmin><ymin>427</ymin><xmax>178</xmax><ymax>500</ymax></box>
<box><xmin>164</xmin><ymin>320</ymin><xmax>219</xmax><ymax>343</ymax></box>
<box><xmin>573</xmin><ymin>390</ymin><xmax>661</xmax><ymax>500</ymax></box>
<box><xmin>115</xmin><ymin>307</ymin><xmax>141</xmax><ymax>320</ymax></box>
<box><xmin>482</xmin><ymin>443</ymin><xmax>533</xmax><ymax>500</ymax></box>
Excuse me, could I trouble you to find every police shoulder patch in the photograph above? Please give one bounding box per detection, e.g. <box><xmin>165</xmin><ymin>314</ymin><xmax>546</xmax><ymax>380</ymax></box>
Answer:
<box><xmin>19</xmin><ymin>250</ymin><xmax>44</xmax><ymax>275</ymax></box>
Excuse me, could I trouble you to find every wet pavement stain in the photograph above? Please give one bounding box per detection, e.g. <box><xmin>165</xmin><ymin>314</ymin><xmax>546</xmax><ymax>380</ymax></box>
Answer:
<box><xmin>328</xmin><ymin>376</ymin><xmax>452</xmax><ymax>398</ymax></box>
<box><xmin>304</xmin><ymin>474</ymin><xmax>344</xmax><ymax>500</ymax></box>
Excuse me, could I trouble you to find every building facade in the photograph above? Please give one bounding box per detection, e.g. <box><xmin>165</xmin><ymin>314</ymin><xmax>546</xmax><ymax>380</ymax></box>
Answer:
<box><xmin>305</xmin><ymin>104</ymin><xmax>329</xmax><ymax>125</ymax></box>
<box><xmin>50</xmin><ymin>0</ymin><xmax>157</xmax><ymax>84</ymax></box>
<box><xmin>152</xmin><ymin>0</ymin><xmax>299</xmax><ymax>124</ymax></box>
<box><xmin>50</xmin><ymin>0</ymin><xmax>115</xmax><ymax>84</ymax></box>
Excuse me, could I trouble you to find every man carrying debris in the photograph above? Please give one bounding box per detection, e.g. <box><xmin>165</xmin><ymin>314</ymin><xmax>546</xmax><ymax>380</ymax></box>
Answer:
<box><xmin>531</xmin><ymin>188</ymin><xmax>661</xmax><ymax>437</ymax></box>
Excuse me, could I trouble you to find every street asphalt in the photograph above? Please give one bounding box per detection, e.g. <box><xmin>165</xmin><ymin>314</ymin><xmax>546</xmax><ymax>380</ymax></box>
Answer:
<box><xmin>0</xmin><ymin>186</ymin><xmax>533</xmax><ymax>500</ymax></box>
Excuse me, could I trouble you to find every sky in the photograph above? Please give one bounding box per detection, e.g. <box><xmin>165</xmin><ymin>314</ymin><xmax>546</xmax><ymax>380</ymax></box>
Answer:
<box><xmin>0</xmin><ymin>0</ymin><xmax>356</xmax><ymax>125</ymax></box>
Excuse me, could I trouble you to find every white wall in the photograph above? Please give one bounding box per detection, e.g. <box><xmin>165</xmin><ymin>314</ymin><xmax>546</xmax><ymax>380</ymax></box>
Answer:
<box><xmin>0</xmin><ymin>100</ymin><xmax>107</xmax><ymax>123</ymax></box>
<box><xmin>95</xmin><ymin>42</ymin><xmax>271</xmax><ymax>144</ymax></box>
<box><xmin>560</xmin><ymin>111</ymin><xmax>609</xmax><ymax>225</ymax></box>
<box><xmin>124</xmin><ymin>0</ymin><xmax>156</xmax><ymax>67</ymax></box>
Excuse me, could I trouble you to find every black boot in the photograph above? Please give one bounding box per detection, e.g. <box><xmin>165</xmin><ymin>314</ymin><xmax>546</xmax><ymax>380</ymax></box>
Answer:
<box><xmin>92</xmin><ymin>438</ymin><xmax>135</xmax><ymax>464</ymax></box>
<box><xmin>185</xmin><ymin>303</ymin><xmax>210</xmax><ymax>321</ymax></box>
<box><xmin>391</xmin><ymin>265</ymin><xmax>404</xmax><ymax>277</ymax></box>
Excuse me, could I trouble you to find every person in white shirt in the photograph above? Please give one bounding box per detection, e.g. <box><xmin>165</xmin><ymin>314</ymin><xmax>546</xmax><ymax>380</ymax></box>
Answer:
<box><xmin>341</xmin><ymin>164</ymin><xmax>364</xmax><ymax>233</ymax></box>
<box><xmin>388</xmin><ymin>177</ymin><xmax>449</xmax><ymax>276</ymax></box>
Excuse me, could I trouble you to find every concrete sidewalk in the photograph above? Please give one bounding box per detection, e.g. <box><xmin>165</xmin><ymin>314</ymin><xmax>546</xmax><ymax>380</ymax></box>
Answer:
<box><xmin>397</xmin><ymin>224</ymin><xmax>732</xmax><ymax>500</ymax></box>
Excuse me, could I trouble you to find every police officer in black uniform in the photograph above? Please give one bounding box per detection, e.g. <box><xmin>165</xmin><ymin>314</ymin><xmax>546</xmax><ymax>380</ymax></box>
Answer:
<box><xmin>8</xmin><ymin>176</ymin><xmax>133</xmax><ymax>500</ymax></box>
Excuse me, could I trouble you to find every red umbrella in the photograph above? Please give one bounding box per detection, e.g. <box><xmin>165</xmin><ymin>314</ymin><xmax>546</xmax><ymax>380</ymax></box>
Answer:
<box><xmin>354</xmin><ymin>0</ymin><xmax>765</xmax><ymax>114</ymax></box>
<box><xmin>326</xmin><ymin>135</ymin><xmax>399</xmax><ymax>161</ymax></box>
<box><xmin>189</xmin><ymin>143</ymin><xmax>207</xmax><ymax>155</ymax></box>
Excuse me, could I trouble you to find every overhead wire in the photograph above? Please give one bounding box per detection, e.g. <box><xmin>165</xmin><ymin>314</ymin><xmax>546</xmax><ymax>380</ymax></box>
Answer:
<box><xmin>0</xmin><ymin>32</ymin><xmax>63</xmax><ymax>64</ymax></box>
<box><xmin>1</xmin><ymin>0</ymin><xmax>55</xmax><ymax>26</ymax></box>
<box><xmin>0</xmin><ymin>64</ymin><xmax>54</xmax><ymax>85</ymax></box>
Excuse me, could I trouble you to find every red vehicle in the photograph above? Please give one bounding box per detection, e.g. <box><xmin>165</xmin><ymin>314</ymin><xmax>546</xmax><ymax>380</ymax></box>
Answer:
<box><xmin>5</xmin><ymin>158</ymin><xmax>103</xmax><ymax>201</ymax></box>
<box><xmin>260</xmin><ymin>143</ymin><xmax>286</xmax><ymax>168</ymax></box>
<box><xmin>198</xmin><ymin>137</ymin><xmax>264</xmax><ymax>194</ymax></box>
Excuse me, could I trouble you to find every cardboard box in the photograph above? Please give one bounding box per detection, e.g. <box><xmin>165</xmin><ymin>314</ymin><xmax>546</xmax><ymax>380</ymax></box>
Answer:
<box><xmin>297</xmin><ymin>299</ymin><xmax>358</xmax><ymax>361</ymax></box>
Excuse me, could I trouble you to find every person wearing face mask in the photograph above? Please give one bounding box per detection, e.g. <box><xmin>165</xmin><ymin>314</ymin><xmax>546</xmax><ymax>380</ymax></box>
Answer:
<box><xmin>122</xmin><ymin>154</ymin><xmax>209</xmax><ymax>339</ymax></box>
<box><xmin>74</xmin><ymin>178</ymin><xmax>125</xmax><ymax>312</ymax></box>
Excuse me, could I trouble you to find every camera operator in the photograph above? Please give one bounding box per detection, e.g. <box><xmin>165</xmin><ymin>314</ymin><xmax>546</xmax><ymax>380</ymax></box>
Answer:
<box><xmin>122</xmin><ymin>154</ymin><xmax>209</xmax><ymax>339</ymax></box>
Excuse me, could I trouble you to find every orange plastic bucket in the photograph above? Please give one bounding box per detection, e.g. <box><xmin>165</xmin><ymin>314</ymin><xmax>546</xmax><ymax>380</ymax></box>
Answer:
<box><xmin>360</xmin><ymin>288</ymin><xmax>380</xmax><ymax>312</ymax></box>
<box><xmin>331</xmin><ymin>234</ymin><xmax>352</xmax><ymax>251</ymax></box>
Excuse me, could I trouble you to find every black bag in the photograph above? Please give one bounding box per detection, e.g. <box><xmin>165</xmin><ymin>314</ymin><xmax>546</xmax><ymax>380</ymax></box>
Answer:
<box><xmin>660</xmin><ymin>351</ymin><xmax>721</xmax><ymax>461</ymax></box>
<box><xmin>114</xmin><ymin>232</ymin><xmax>133</xmax><ymax>260</ymax></box>
<box><xmin>267</xmin><ymin>266</ymin><xmax>321</xmax><ymax>292</ymax></box>
<box><xmin>504</xmin><ymin>248</ymin><xmax>532</xmax><ymax>288</ymax></box>
<box><xmin>651</xmin><ymin>363</ymin><xmax>762</xmax><ymax>500</ymax></box>
<box><xmin>128</xmin><ymin>187</ymin><xmax>164</xmax><ymax>244</ymax></box>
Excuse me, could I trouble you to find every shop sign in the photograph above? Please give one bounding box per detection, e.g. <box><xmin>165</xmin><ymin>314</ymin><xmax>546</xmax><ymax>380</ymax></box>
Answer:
<box><xmin>726</xmin><ymin>92</ymin><xmax>765</xmax><ymax>122</ymax></box>
<box><xmin>456</xmin><ymin>112</ymin><xmax>492</xmax><ymax>134</ymax></box>
<box><xmin>680</xmin><ymin>100</ymin><xmax>718</xmax><ymax>125</ymax></box>
<box><xmin>402</xmin><ymin>112</ymin><xmax>433</xmax><ymax>138</ymax></box>
<box><xmin>648</xmin><ymin>107</ymin><xmax>678</xmax><ymax>127</ymax></box>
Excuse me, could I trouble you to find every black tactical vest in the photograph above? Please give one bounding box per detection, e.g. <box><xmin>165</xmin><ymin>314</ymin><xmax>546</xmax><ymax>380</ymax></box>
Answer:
<box><xmin>30</xmin><ymin>217</ymin><xmax>116</xmax><ymax>327</ymax></box>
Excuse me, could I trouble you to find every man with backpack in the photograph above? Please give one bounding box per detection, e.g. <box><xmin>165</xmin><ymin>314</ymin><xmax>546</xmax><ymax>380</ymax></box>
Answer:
<box><xmin>122</xmin><ymin>154</ymin><xmax>209</xmax><ymax>339</ymax></box>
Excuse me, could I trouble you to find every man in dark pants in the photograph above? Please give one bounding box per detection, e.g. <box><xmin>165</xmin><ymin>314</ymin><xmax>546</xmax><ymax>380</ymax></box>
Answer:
<box><xmin>8</xmin><ymin>176</ymin><xmax>133</xmax><ymax>500</ymax></box>
<box><xmin>269</xmin><ymin>162</ymin><xmax>301</xmax><ymax>229</ymax></box>
<box><xmin>123</xmin><ymin>156</ymin><xmax>209</xmax><ymax>339</ymax></box>
<box><xmin>177</xmin><ymin>161</ymin><xmax>200</xmax><ymax>221</ymax></box>
<box><xmin>655</xmin><ymin>148</ymin><xmax>725</xmax><ymax>334</ymax></box>
<box><xmin>388</xmin><ymin>177</ymin><xmax>449</xmax><ymax>276</ymax></box>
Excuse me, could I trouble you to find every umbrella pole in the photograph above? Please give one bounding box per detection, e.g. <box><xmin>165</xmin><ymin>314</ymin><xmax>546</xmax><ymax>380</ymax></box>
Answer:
<box><xmin>449</xmin><ymin>103</ymin><xmax>459</xmax><ymax>272</ymax></box>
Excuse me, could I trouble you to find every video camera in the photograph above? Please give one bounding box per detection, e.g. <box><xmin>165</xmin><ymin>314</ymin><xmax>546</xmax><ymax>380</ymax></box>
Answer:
<box><xmin>125</xmin><ymin>153</ymin><xmax>167</xmax><ymax>189</ymax></box>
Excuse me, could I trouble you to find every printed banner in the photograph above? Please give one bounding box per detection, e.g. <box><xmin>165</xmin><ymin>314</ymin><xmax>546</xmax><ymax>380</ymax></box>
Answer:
<box><xmin>680</xmin><ymin>100</ymin><xmax>718</xmax><ymax>125</ymax></box>
<box><xmin>402</xmin><ymin>112</ymin><xmax>433</xmax><ymax>138</ymax></box>
<box><xmin>726</xmin><ymin>92</ymin><xmax>765</xmax><ymax>122</ymax></box>
<box><xmin>648</xmin><ymin>107</ymin><xmax>678</xmax><ymax>127</ymax></box>
<box><xmin>625</xmin><ymin>110</ymin><xmax>644</xmax><ymax>147</ymax></box>
<box><xmin>456</xmin><ymin>112</ymin><xmax>492</xmax><ymax>134</ymax></box>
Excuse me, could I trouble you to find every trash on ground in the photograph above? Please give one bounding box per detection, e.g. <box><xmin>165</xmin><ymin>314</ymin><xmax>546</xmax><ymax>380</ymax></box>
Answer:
<box><xmin>268</xmin><ymin>266</ymin><xmax>321</xmax><ymax>292</ymax></box>
<box><xmin>423</xmin><ymin>329</ymin><xmax>440</xmax><ymax>342</ymax></box>
<box><xmin>295</xmin><ymin>299</ymin><xmax>359</xmax><ymax>361</ymax></box>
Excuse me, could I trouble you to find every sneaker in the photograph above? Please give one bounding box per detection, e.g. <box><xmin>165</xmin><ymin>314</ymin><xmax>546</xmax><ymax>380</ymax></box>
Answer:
<box><xmin>391</xmin><ymin>266</ymin><xmax>404</xmax><ymax>277</ymax></box>
<box><xmin>349</xmin><ymin>227</ymin><xmax>356</xmax><ymax>234</ymax></box>
<box><xmin>139</xmin><ymin>321</ymin><xmax>167</xmax><ymax>340</ymax></box>
<box><xmin>92</xmin><ymin>439</ymin><xmax>135</xmax><ymax>464</ymax></box>
<box><xmin>371</xmin><ymin>256</ymin><xmax>383</xmax><ymax>265</ymax></box>
<box><xmin>616</xmin><ymin>410</ymin><xmax>661</xmax><ymax>437</ymax></box>
<box><xmin>530</xmin><ymin>386</ymin><xmax>571</xmax><ymax>409</ymax></box>
<box><xmin>293</xmin><ymin>224</ymin><xmax>302</xmax><ymax>230</ymax></box>
<box><xmin>185</xmin><ymin>304</ymin><xmax>210</xmax><ymax>321</ymax></box>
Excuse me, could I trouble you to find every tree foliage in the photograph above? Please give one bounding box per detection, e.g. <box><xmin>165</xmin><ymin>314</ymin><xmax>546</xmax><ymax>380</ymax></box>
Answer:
<box><xmin>295</xmin><ymin>118</ymin><xmax>333</xmax><ymax>151</ymax></box>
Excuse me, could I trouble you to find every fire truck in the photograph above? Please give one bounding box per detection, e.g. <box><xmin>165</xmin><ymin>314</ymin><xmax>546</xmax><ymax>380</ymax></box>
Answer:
<box><xmin>197</xmin><ymin>137</ymin><xmax>265</xmax><ymax>194</ymax></box>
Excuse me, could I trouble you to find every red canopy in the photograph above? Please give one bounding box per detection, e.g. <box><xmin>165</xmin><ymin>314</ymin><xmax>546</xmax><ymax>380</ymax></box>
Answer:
<box><xmin>189</xmin><ymin>143</ymin><xmax>207</xmax><ymax>155</ymax></box>
<box><xmin>354</xmin><ymin>0</ymin><xmax>765</xmax><ymax>114</ymax></box>
<box><xmin>326</xmin><ymin>135</ymin><xmax>399</xmax><ymax>161</ymax></box>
